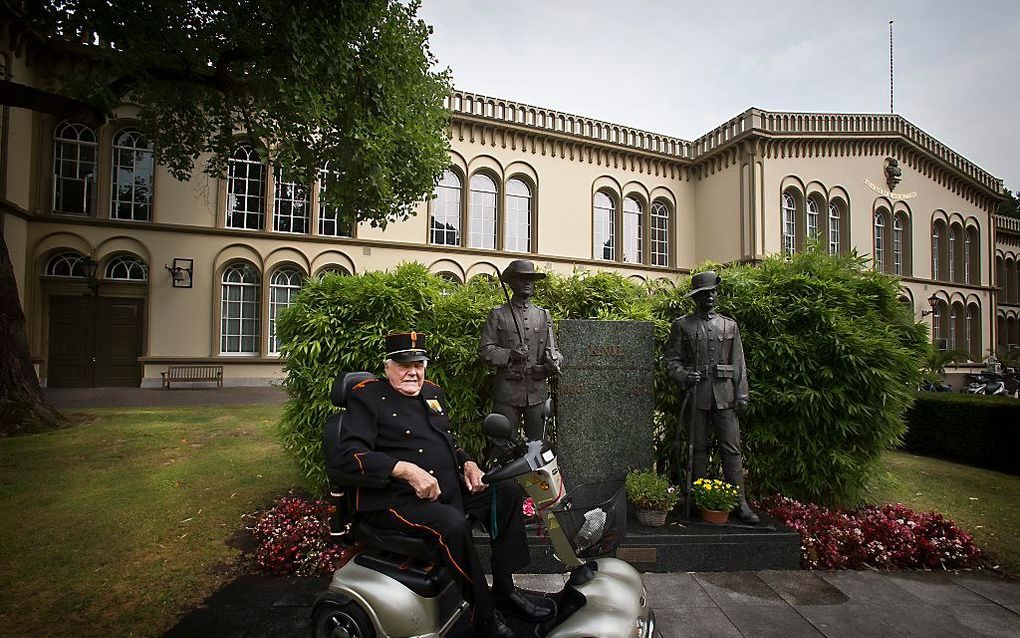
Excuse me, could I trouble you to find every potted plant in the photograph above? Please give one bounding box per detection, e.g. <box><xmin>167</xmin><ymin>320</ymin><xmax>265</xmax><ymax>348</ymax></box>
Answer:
<box><xmin>691</xmin><ymin>478</ymin><xmax>739</xmax><ymax>524</ymax></box>
<box><xmin>625</xmin><ymin>469</ymin><xmax>680</xmax><ymax>527</ymax></box>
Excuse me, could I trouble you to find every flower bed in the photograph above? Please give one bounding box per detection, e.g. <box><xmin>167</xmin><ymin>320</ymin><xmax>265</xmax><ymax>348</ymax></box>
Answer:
<box><xmin>758</xmin><ymin>495</ymin><xmax>983</xmax><ymax>570</ymax></box>
<box><xmin>251</xmin><ymin>496</ymin><xmax>343</xmax><ymax>576</ymax></box>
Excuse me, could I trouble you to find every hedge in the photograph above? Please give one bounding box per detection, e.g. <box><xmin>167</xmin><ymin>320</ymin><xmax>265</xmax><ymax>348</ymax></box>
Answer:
<box><xmin>277</xmin><ymin>248</ymin><xmax>927</xmax><ymax>506</ymax></box>
<box><xmin>903</xmin><ymin>392</ymin><xmax>1020</xmax><ymax>473</ymax></box>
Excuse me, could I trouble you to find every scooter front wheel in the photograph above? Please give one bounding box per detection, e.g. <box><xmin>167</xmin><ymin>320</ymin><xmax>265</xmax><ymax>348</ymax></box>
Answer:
<box><xmin>311</xmin><ymin>600</ymin><xmax>376</xmax><ymax>638</ymax></box>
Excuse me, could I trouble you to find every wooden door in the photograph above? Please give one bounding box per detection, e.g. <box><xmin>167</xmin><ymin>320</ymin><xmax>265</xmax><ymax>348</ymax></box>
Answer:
<box><xmin>47</xmin><ymin>295</ymin><xmax>144</xmax><ymax>387</ymax></box>
<box><xmin>96</xmin><ymin>298</ymin><xmax>143</xmax><ymax>387</ymax></box>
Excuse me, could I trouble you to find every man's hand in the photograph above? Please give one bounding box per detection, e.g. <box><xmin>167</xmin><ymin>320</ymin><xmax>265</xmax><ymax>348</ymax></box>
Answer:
<box><xmin>736</xmin><ymin>399</ymin><xmax>749</xmax><ymax>414</ymax></box>
<box><xmin>686</xmin><ymin>371</ymin><xmax>702</xmax><ymax>385</ymax></box>
<box><xmin>463</xmin><ymin>461</ymin><xmax>487</xmax><ymax>493</ymax></box>
<box><xmin>392</xmin><ymin>461</ymin><xmax>441</xmax><ymax>501</ymax></box>
<box><xmin>509</xmin><ymin>345</ymin><xmax>528</xmax><ymax>363</ymax></box>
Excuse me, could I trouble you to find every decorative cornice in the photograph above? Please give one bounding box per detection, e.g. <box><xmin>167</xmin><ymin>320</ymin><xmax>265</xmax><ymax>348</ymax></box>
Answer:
<box><xmin>996</xmin><ymin>215</ymin><xmax>1020</xmax><ymax>234</ymax></box>
<box><xmin>448</xmin><ymin>91</ymin><xmax>1005</xmax><ymax>208</ymax></box>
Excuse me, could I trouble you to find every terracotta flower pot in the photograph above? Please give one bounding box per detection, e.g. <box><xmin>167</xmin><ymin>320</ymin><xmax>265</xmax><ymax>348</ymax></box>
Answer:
<box><xmin>636</xmin><ymin>507</ymin><xmax>668</xmax><ymax>527</ymax></box>
<box><xmin>699</xmin><ymin>508</ymin><xmax>730</xmax><ymax>524</ymax></box>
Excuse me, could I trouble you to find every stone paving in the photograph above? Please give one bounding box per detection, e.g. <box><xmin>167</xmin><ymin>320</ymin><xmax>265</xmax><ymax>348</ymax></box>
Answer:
<box><xmin>162</xmin><ymin>569</ymin><xmax>1020</xmax><ymax>637</ymax></box>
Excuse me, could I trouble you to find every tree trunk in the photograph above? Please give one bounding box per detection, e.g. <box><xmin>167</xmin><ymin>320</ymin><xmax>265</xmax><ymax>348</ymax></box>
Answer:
<box><xmin>0</xmin><ymin>234</ymin><xmax>66</xmax><ymax>436</ymax></box>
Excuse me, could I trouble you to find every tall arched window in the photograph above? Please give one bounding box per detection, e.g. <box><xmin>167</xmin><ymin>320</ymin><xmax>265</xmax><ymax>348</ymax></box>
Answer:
<box><xmin>828</xmin><ymin>201</ymin><xmax>842</xmax><ymax>254</ymax></box>
<box><xmin>965</xmin><ymin>226</ymin><xmax>980</xmax><ymax>285</ymax></box>
<box><xmin>806</xmin><ymin>199</ymin><xmax>819</xmax><ymax>241</ymax></box>
<box><xmin>221</xmin><ymin>263</ymin><xmax>260</xmax><ymax>354</ymax></box>
<box><xmin>622</xmin><ymin>196</ymin><xmax>643</xmax><ymax>263</ymax></box>
<box><xmin>932</xmin><ymin>219</ymin><xmax>949</xmax><ymax>281</ymax></box>
<box><xmin>318</xmin><ymin>166</ymin><xmax>352</xmax><ymax>237</ymax></box>
<box><xmin>226</xmin><ymin>143</ymin><xmax>266</xmax><ymax>230</ymax></box>
<box><xmin>593</xmin><ymin>191</ymin><xmax>615</xmax><ymax>260</ymax></box>
<box><xmin>948</xmin><ymin>303</ymin><xmax>959</xmax><ymax>351</ymax></box>
<box><xmin>504</xmin><ymin>178</ymin><xmax>531</xmax><ymax>252</ymax></box>
<box><xmin>996</xmin><ymin>255</ymin><xmax>1006</xmax><ymax>296</ymax></box>
<box><xmin>651</xmin><ymin>200</ymin><xmax>670</xmax><ymax>267</ymax></box>
<box><xmin>892</xmin><ymin>215</ymin><xmax>904</xmax><ymax>275</ymax></box>
<box><xmin>948</xmin><ymin>225</ymin><xmax>959</xmax><ymax>283</ymax></box>
<box><xmin>273</xmin><ymin>167</ymin><xmax>310</xmax><ymax>233</ymax></box>
<box><xmin>468</xmin><ymin>173</ymin><xmax>497</xmax><ymax>249</ymax></box>
<box><xmin>268</xmin><ymin>267</ymin><xmax>303</xmax><ymax>354</ymax></box>
<box><xmin>782</xmin><ymin>193</ymin><xmax>796</xmax><ymax>255</ymax></box>
<box><xmin>874</xmin><ymin>210</ymin><xmax>887</xmax><ymax>272</ymax></box>
<box><xmin>110</xmin><ymin>128</ymin><xmax>154</xmax><ymax>221</ymax></box>
<box><xmin>104</xmin><ymin>255</ymin><xmax>148</xmax><ymax>281</ymax></box>
<box><xmin>430</xmin><ymin>170</ymin><xmax>461</xmax><ymax>246</ymax></box>
<box><xmin>53</xmin><ymin>121</ymin><xmax>97</xmax><ymax>215</ymax></box>
<box><xmin>46</xmin><ymin>251</ymin><xmax>88</xmax><ymax>277</ymax></box>
<box><xmin>967</xmin><ymin>303</ymin><xmax>981</xmax><ymax>360</ymax></box>
<box><xmin>933</xmin><ymin>300</ymin><xmax>944</xmax><ymax>348</ymax></box>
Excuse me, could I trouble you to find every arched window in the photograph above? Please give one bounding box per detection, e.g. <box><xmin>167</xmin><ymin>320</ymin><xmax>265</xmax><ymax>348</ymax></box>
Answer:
<box><xmin>997</xmin><ymin>255</ymin><xmax>1006</xmax><ymax>295</ymax></box>
<box><xmin>46</xmin><ymin>251</ymin><xmax>88</xmax><ymax>277</ymax></box>
<box><xmin>53</xmin><ymin>121</ymin><xmax>97</xmax><ymax>215</ymax></box>
<box><xmin>965</xmin><ymin>226</ymin><xmax>980</xmax><ymax>285</ymax></box>
<box><xmin>949</xmin><ymin>303</ymin><xmax>959</xmax><ymax>351</ymax></box>
<box><xmin>220</xmin><ymin>263</ymin><xmax>260</xmax><ymax>354</ymax></box>
<box><xmin>226</xmin><ymin>143</ymin><xmax>266</xmax><ymax>230</ymax></box>
<box><xmin>430</xmin><ymin>170</ymin><xmax>461</xmax><ymax>246</ymax></box>
<box><xmin>436</xmin><ymin>271</ymin><xmax>462</xmax><ymax>284</ymax></box>
<box><xmin>110</xmin><ymin>128</ymin><xmax>154</xmax><ymax>221</ymax></box>
<box><xmin>948</xmin><ymin>225</ymin><xmax>959</xmax><ymax>283</ymax></box>
<box><xmin>593</xmin><ymin>191</ymin><xmax>615</xmax><ymax>260</ymax></box>
<box><xmin>967</xmin><ymin>303</ymin><xmax>981</xmax><ymax>360</ymax></box>
<box><xmin>828</xmin><ymin>201</ymin><xmax>843</xmax><ymax>254</ymax></box>
<box><xmin>272</xmin><ymin>167</ymin><xmax>310</xmax><ymax>233</ymax></box>
<box><xmin>933</xmin><ymin>300</ymin><xmax>944</xmax><ymax>349</ymax></box>
<box><xmin>622</xmin><ymin>196</ymin><xmax>643</xmax><ymax>263</ymax></box>
<box><xmin>318</xmin><ymin>166</ymin><xmax>352</xmax><ymax>237</ymax></box>
<box><xmin>504</xmin><ymin>178</ymin><xmax>531</xmax><ymax>252</ymax></box>
<box><xmin>268</xmin><ymin>267</ymin><xmax>304</xmax><ymax>354</ymax></box>
<box><xmin>468</xmin><ymin>173</ymin><xmax>497</xmax><ymax>249</ymax></box>
<box><xmin>651</xmin><ymin>200</ymin><xmax>670</xmax><ymax>267</ymax></box>
<box><xmin>317</xmin><ymin>264</ymin><xmax>351</xmax><ymax>277</ymax></box>
<box><xmin>874</xmin><ymin>210</ymin><xmax>887</xmax><ymax>272</ymax></box>
<box><xmin>104</xmin><ymin>255</ymin><xmax>148</xmax><ymax>281</ymax></box>
<box><xmin>892</xmin><ymin>215</ymin><xmax>904</xmax><ymax>275</ymax></box>
<box><xmin>806</xmin><ymin>199</ymin><xmax>819</xmax><ymax>241</ymax></box>
<box><xmin>782</xmin><ymin>193</ymin><xmax>797</xmax><ymax>255</ymax></box>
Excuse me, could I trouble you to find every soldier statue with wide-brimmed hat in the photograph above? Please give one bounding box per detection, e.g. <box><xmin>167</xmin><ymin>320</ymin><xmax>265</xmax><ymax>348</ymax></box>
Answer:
<box><xmin>479</xmin><ymin>259</ymin><xmax>563</xmax><ymax>442</ymax></box>
<box><xmin>665</xmin><ymin>271</ymin><xmax>759</xmax><ymax>524</ymax></box>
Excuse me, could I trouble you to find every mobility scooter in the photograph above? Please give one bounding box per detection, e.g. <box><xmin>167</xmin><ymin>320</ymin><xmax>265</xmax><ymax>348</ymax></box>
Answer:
<box><xmin>312</xmin><ymin>371</ymin><xmax>656</xmax><ymax>638</ymax></box>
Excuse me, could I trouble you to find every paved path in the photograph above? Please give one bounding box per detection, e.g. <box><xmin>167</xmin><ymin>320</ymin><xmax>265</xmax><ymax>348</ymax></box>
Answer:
<box><xmin>162</xmin><ymin>569</ymin><xmax>1020</xmax><ymax>637</ymax></box>
<box><xmin>44</xmin><ymin>386</ymin><xmax>287</xmax><ymax>409</ymax></box>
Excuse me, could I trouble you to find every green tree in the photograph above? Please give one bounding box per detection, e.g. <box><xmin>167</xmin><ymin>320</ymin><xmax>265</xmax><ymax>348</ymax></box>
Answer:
<box><xmin>1000</xmin><ymin>188</ymin><xmax>1020</xmax><ymax>219</ymax></box>
<box><xmin>0</xmin><ymin>0</ymin><xmax>451</xmax><ymax>434</ymax></box>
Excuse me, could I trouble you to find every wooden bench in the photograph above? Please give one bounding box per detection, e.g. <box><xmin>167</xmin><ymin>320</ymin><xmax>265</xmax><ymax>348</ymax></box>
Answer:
<box><xmin>161</xmin><ymin>365</ymin><xmax>224</xmax><ymax>389</ymax></box>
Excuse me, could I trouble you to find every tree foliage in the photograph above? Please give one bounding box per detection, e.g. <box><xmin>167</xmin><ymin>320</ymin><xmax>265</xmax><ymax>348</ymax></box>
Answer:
<box><xmin>1000</xmin><ymin>188</ymin><xmax>1020</xmax><ymax>219</ymax></box>
<box><xmin>279</xmin><ymin>250</ymin><xmax>927</xmax><ymax>506</ymax></box>
<box><xmin>11</xmin><ymin>0</ymin><xmax>452</xmax><ymax>228</ymax></box>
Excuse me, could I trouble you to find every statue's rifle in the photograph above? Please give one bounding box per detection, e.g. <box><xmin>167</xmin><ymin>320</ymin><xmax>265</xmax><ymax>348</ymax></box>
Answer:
<box><xmin>682</xmin><ymin>323</ymin><xmax>700</xmax><ymax>520</ymax></box>
<box><xmin>498</xmin><ymin>274</ymin><xmax>528</xmax><ymax>377</ymax></box>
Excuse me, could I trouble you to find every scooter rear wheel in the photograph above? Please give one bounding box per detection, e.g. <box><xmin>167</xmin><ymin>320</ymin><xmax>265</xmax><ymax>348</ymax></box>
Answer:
<box><xmin>311</xmin><ymin>600</ymin><xmax>376</xmax><ymax>638</ymax></box>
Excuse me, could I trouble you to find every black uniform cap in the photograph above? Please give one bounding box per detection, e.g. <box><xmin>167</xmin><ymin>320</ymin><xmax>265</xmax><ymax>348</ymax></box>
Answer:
<box><xmin>385</xmin><ymin>331</ymin><xmax>429</xmax><ymax>363</ymax></box>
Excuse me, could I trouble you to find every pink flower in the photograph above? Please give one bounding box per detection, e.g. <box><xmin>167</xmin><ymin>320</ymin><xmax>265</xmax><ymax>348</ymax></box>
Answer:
<box><xmin>522</xmin><ymin>497</ymin><xmax>536</xmax><ymax>518</ymax></box>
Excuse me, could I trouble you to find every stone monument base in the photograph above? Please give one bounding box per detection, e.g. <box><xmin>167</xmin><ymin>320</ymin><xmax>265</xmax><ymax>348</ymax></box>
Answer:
<box><xmin>475</xmin><ymin>515</ymin><xmax>801</xmax><ymax>573</ymax></box>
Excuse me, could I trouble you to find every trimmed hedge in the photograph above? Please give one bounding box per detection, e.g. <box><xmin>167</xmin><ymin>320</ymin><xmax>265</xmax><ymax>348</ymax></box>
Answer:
<box><xmin>278</xmin><ymin>249</ymin><xmax>927</xmax><ymax>506</ymax></box>
<box><xmin>904</xmin><ymin>392</ymin><xmax>1020</xmax><ymax>473</ymax></box>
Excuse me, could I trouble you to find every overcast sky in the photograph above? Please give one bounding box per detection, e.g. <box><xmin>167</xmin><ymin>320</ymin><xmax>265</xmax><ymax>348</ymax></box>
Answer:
<box><xmin>418</xmin><ymin>0</ymin><xmax>1020</xmax><ymax>192</ymax></box>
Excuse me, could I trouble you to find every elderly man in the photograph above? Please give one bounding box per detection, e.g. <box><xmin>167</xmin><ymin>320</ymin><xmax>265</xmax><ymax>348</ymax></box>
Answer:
<box><xmin>666</xmin><ymin>272</ymin><xmax>760</xmax><ymax>524</ymax></box>
<box><xmin>335</xmin><ymin>332</ymin><xmax>553</xmax><ymax>638</ymax></box>
<box><xmin>480</xmin><ymin>259</ymin><xmax>562</xmax><ymax>442</ymax></box>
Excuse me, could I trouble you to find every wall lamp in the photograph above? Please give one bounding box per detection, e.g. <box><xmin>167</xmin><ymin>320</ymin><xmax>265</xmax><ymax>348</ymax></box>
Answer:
<box><xmin>920</xmin><ymin>293</ymin><xmax>939</xmax><ymax>317</ymax></box>
<box><xmin>165</xmin><ymin>258</ymin><xmax>194</xmax><ymax>288</ymax></box>
<box><xmin>86</xmin><ymin>258</ymin><xmax>100</xmax><ymax>295</ymax></box>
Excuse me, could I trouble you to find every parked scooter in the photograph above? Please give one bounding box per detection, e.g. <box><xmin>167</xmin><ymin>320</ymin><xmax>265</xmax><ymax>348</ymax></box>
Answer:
<box><xmin>961</xmin><ymin>372</ymin><xmax>1007</xmax><ymax>396</ymax></box>
<box><xmin>312</xmin><ymin>371</ymin><xmax>656</xmax><ymax>638</ymax></box>
<box><xmin>918</xmin><ymin>379</ymin><xmax>952</xmax><ymax>392</ymax></box>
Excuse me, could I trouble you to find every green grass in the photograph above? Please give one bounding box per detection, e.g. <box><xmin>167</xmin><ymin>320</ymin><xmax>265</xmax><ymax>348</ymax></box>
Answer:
<box><xmin>871</xmin><ymin>450</ymin><xmax>1020</xmax><ymax>576</ymax></box>
<box><xmin>0</xmin><ymin>405</ymin><xmax>303</xmax><ymax>638</ymax></box>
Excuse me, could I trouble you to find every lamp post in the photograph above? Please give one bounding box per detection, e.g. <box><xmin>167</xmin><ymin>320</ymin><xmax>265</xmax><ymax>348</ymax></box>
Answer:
<box><xmin>921</xmin><ymin>293</ymin><xmax>939</xmax><ymax>347</ymax></box>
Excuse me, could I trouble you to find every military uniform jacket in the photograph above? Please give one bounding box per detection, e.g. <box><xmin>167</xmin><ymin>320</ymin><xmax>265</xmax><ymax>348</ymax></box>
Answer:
<box><xmin>335</xmin><ymin>378</ymin><xmax>473</xmax><ymax>512</ymax></box>
<box><xmin>665</xmin><ymin>312</ymin><xmax>749</xmax><ymax>410</ymax></box>
<box><xmin>479</xmin><ymin>299</ymin><xmax>562</xmax><ymax>407</ymax></box>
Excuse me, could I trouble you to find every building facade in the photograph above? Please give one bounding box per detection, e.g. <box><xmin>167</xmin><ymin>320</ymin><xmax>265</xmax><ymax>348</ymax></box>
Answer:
<box><xmin>2</xmin><ymin>41</ymin><xmax>1013</xmax><ymax>388</ymax></box>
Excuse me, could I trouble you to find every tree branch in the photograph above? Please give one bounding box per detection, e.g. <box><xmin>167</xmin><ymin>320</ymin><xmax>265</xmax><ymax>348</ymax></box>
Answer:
<box><xmin>0</xmin><ymin>78</ymin><xmax>104</xmax><ymax>127</ymax></box>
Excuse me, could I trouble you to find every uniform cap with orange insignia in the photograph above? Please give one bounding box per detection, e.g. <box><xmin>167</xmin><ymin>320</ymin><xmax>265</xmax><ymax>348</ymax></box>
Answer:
<box><xmin>385</xmin><ymin>331</ymin><xmax>429</xmax><ymax>363</ymax></box>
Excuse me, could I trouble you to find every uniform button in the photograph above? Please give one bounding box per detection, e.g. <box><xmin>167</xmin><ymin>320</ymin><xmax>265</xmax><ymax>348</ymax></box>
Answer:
<box><xmin>428</xmin><ymin>469</ymin><xmax>435</xmax><ymax>475</ymax></box>
<box><xmin>446</xmin><ymin>429</ymin><xmax>451</xmax><ymax>434</ymax></box>
<box><xmin>418</xmin><ymin>448</ymin><xmax>424</xmax><ymax>454</ymax></box>
<box><xmin>405</xmin><ymin>430</ymin><xmax>412</xmax><ymax>436</ymax></box>
<box><xmin>381</xmin><ymin>396</ymin><xmax>386</xmax><ymax>401</ymax></box>
<box><xmin>392</xmin><ymin>413</ymin><xmax>397</xmax><ymax>417</ymax></box>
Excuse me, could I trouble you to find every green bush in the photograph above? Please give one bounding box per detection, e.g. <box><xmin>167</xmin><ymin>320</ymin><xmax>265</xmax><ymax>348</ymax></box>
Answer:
<box><xmin>904</xmin><ymin>392</ymin><xmax>1020</xmax><ymax>473</ymax></box>
<box><xmin>625</xmin><ymin>469</ymin><xmax>680</xmax><ymax>510</ymax></box>
<box><xmin>278</xmin><ymin>249</ymin><xmax>927</xmax><ymax>506</ymax></box>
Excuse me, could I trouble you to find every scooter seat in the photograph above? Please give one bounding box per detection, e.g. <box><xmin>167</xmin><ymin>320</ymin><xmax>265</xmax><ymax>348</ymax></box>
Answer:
<box><xmin>352</xmin><ymin>520</ymin><xmax>437</xmax><ymax>562</ymax></box>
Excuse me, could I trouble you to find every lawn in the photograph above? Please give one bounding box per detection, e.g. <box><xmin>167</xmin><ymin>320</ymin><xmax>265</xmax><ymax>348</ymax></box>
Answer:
<box><xmin>871</xmin><ymin>450</ymin><xmax>1020</xmax><ymax>576</ymax></box>
<box><xmin>0</xmin><ymin>405</ymin><xmax>303</xmax><ymax>638</ymax></box>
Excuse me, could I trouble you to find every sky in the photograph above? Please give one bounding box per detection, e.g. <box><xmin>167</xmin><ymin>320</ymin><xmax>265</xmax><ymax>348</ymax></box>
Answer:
<box><xmin>417</xmin><ymin>0</ymin><xmax>1020</xmax><ymax>192</ymax></box>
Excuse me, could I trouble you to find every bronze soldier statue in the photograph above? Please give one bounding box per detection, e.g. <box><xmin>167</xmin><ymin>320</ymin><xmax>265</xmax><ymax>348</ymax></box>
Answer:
<box><xmin>479</xmin><ymin>260</ymin><xmax>563</xmax><ymax>442</ymax></box>
<box><xmin>666</xmin><ymin>271</ymin><xmax>760</xmax><ymax>524</ymax></box>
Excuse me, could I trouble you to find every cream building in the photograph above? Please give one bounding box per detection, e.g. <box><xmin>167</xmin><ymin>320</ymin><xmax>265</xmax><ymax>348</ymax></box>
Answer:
<box><xmin>2</xmin><ymin>40</ymin><xmax>1015</xmax><ymax>388</ymax></box>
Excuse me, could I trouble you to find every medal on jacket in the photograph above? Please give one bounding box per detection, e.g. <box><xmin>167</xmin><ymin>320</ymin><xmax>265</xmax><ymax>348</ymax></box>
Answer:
<box><xmin>426</xmin><ymin>399</ymin><xmax>443</xmax><ymax>414</ymax></box>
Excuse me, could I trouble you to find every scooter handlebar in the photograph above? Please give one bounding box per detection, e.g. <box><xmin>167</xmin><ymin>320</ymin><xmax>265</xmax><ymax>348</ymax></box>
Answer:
<box><xmin>482</xmin><ymin>456</ymin><xmax>532</xmax><ymax>484</ymax></box>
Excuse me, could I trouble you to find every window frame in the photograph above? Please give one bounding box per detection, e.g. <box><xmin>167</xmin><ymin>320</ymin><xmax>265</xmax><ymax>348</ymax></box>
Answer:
<box><xmin>52</xmin><ymin>121</ymin><xmax>98</xmax><ymax>216</ymax></box>
<box><xmin>109</xmin><ymin>128</ymin><xmax>154</xmax><ymax>221</ymax></box>
<box><xmin>220</xmin><ymin>262</ymin><xmax>261</xmax><ymax>356</ymax></box>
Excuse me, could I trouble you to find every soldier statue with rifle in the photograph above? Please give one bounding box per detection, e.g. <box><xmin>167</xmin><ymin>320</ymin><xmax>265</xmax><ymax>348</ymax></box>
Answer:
<box><xmin>666</xmin><ymin>271</ymin><xmax>759</xmax><ymax>524</ymax></box>
<box><xmin>479</xmin><ymin>260</ymin><xmax>563</xmax><ymax>442</ymax></box>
